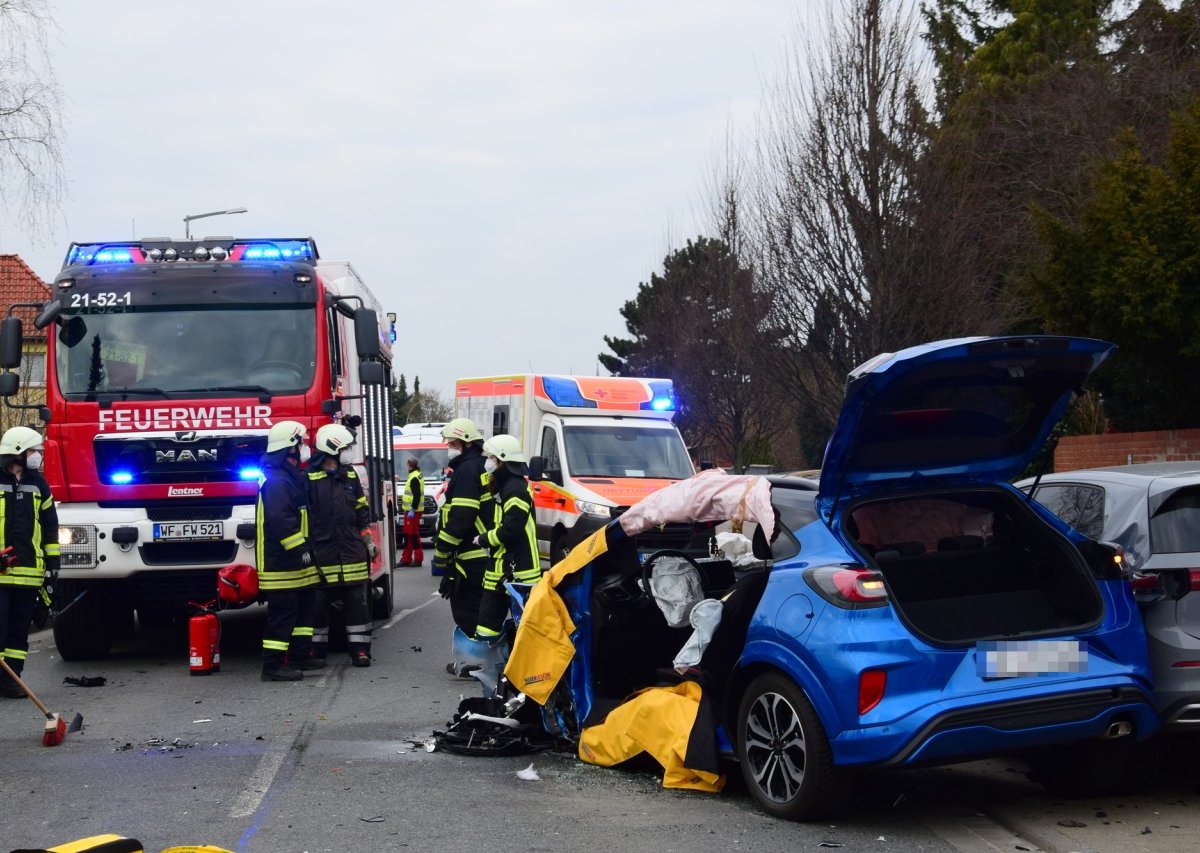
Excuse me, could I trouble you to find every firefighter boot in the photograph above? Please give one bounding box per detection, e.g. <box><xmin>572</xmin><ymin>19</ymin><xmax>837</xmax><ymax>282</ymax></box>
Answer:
<box><xmin>0</xmin><ymin>673</ymin><xmax>23</xmax><ymax>698</ymax></box>
<box><xmin>261</xmin><ymin>665</ymin><xmax>303</xmax><ymax>682</ymax></box>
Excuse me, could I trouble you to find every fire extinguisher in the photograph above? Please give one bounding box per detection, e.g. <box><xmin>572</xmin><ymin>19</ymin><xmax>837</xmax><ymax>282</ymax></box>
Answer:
<box><xmin>188</xmin><ymin>600</ymin><xmax>221</xmax><ymax>676</ymax></box>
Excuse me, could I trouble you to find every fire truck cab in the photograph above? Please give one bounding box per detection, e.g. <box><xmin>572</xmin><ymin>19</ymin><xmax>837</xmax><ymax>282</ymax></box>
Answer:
<box><xmin>0</xmin><ymin>238</ymin><xmax>396</xmax><ymax>659</ymax></box>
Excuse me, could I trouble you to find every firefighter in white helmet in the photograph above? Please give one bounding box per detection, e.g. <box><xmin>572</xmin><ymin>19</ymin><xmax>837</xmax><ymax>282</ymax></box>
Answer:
<box><xmin>256</xmin><ymin>420</ymin><xmax>320</xmax><ymax>681</ymax></box>
<box><xmin>433</xmin><ymin>418</ymin><xmax>494</xmax><ymax>659</ymax></box>
<box><xmin>306</xmin><ymin>423</ymin><xmax>375</xmax><ymax>667</ymax></box>
<box><xmin>474</xmin><ymin>434</ymin><xmax>541</xmax><ymax>639</ymax></box>
<box><xmin>0</xmin><ymin>427</ymin><xmax>58</xmax><ymax>698</ymax></box>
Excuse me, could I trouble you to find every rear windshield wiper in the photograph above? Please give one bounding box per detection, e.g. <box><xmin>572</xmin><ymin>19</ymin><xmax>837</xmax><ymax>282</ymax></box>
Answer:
<box><xmin>175</xmin><ymin>385</ymin><xmax>273</xmax><ymax>402</ymax></box>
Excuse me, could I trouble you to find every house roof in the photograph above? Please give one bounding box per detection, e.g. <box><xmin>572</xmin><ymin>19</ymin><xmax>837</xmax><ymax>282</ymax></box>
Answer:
<box><xmin>0</xmin><ymin>254</ymin><xmax>50</xmax><ymax>339</ymax></box>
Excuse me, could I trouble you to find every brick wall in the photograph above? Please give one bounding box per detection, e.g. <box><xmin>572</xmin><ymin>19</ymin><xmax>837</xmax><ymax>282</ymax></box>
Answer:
<box><xmin>1054</xmin><ymin>429</ymin><xmax>1200</xmax><ymax>472</ymax></box>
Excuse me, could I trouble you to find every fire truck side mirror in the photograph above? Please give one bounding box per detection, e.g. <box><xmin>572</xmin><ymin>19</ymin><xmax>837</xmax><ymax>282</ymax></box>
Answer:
<box><xmin>0</xmin><ymin>317</ymin><xmax>23</xmax><ymax>369</ymax></box>
<box><xmin>0</xmin><ymin>372</ymin><xmax>19</xmax><ymax>397</ymax></box>
<box><xmin>34</xmin><ymin>300</ymin><xmax>61</xmax><ymax>329</ymax></box>
<box><xmin>353</xmin><ymin>308</ymin><xmax>381</xmax><ymax>359</ymax></box>
<box><xmin>359</xmin><ymin>360</ymin><xmax>385</xmax><ymax>386</ymax></box>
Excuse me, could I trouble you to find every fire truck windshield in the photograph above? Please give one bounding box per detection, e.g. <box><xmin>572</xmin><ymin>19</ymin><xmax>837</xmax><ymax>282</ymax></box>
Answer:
<box><xmin>55</xmin><ymin>305</ymin><xmax>317</xmax><ymax>399</ymax></box>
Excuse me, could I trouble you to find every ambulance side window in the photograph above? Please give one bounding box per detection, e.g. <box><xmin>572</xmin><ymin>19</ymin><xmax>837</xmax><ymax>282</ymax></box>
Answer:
<box><xmin>541</xmin><ymin>426</ymin><xmax>562</xmax><ymax>475</ymax></box>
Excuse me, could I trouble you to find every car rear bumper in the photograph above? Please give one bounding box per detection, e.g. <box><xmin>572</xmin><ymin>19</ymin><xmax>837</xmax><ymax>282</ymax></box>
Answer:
<box><xmin>832</xmin><ymin>684</ymin><xmax>1159</xmax><ymax>767</ymax></box>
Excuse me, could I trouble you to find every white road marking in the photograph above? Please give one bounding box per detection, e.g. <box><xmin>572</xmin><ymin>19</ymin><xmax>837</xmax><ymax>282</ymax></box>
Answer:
<box><xmin>229</xmin><ymin>746</ymin><xmax>289</xmax><ymax>818</ymax></box>
<box><xmin>380</xmin><ymin>594</ymin><xmax>440</xmax><ymax>630</ymax></box>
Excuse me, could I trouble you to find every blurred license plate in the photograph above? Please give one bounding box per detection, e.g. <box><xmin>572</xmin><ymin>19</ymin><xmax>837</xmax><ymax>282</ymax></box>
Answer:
<box><xmin>153</xmin><ymin>522</ymin><xmax>222</xmax><ymax>541</ymax></box>
<box><xmin>976</xmin><ymin>640</ymin><xmax>1088</xmax><ymax>678</ymax></box>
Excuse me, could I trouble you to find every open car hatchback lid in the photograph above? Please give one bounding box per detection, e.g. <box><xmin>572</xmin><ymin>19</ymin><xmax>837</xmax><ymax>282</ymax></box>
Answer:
<box><xmin>817</xmin><ymin>336</ymin><xmax>1115</xmax><ymax>512</ymax></box>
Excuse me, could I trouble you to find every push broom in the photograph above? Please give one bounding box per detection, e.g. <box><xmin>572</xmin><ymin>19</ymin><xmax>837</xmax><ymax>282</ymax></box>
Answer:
<box><xmin>0</xmin><ymin>658</ymin><xmax>81</xmax><ymax>746</ymax></box>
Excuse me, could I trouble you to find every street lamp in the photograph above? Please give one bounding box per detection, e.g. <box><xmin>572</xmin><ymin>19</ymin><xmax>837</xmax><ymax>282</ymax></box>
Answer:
<box><xmin>183</xmin><ymin>206</ymin><xmax>248</xmax><ymax>239</ymax></box>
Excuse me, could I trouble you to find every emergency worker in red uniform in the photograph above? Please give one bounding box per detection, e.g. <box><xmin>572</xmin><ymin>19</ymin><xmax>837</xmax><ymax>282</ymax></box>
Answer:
<box><xmin>0</xmin><ymin>427</ymin><xmax>58</xmax><ymax>698</ymax></box>
<box><xmin>400</xmin><ymin>458</ymin><xmax>424</xmax><ymax>567</ymax></box>
<box><xmin>307</xmin><ymin>424</ymin><xmax>376</xmax><ymax>667</ymax></box>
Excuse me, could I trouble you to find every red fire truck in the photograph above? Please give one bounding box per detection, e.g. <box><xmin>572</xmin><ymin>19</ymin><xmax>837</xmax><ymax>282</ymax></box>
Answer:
<box><xmin>0</xmin><ymin>238</ymin><xmax>396</xmax><ymax>659</ymax></box>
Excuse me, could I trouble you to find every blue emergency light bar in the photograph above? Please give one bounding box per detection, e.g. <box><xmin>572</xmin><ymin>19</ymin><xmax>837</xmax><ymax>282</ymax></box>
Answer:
<box><xmin>62</xmin><ymin>238</ymin><xmax>320</xmax><ymax>270</ymax></box>
<box><xmin>108</xmin><ymin>471</ymin><xmax>134</xmax><ymax>485</ymax></box>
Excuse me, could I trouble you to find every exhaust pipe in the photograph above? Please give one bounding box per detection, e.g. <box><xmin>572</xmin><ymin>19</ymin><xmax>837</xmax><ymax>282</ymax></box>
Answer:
<box><xmin>1100</xmin><ymin>720</ymin><xmax>1133</xmax><ymax>739</ymax></box>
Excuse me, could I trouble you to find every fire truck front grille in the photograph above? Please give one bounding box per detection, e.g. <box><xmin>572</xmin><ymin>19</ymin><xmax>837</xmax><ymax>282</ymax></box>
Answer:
<box><xmin>146</xmin><ymin>504</ymin><xmax>234</xmax><ymax>522</ymax></box>
<box><xmin>133</xmin><ymin>570</ymin><xmax>222</xmax><ymax>607</ymax></box>
<box><xmin>138</xmin><ymin>541</ymin><xmax>239</xmax><ymax>566</ymax></box>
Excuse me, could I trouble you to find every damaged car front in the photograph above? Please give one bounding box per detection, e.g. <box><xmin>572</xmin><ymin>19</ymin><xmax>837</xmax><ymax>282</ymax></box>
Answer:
<box><xmin>497</xmin><ymin>336</ymin><xmax>1158</xmax><ymax>822</ymax></box>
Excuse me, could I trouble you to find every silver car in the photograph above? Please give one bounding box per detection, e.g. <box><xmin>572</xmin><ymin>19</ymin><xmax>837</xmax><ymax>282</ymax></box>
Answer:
<box><xmin>1019</xmin><ymin>462</ymin><xmax>1200</xmax><ymax>731</ymax></box>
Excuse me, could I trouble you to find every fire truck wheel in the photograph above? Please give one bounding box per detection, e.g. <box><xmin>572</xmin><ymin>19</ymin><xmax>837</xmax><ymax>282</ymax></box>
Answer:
<box><xmin>371</xmin><ymin>574</ymin><xmax>394</xmax><ymax>620</ymax></box>
<box><xmin>52</xmin><ymin>583</ymin><xmax>114</xmax><ymax>660</ymax></box>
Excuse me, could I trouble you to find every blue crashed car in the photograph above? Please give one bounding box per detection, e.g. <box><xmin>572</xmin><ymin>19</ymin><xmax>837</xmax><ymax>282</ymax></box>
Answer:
<box><xmin>501</xmin><ymin>336</ymin><xmax>1159</xmax><ymax>821</ymax></box>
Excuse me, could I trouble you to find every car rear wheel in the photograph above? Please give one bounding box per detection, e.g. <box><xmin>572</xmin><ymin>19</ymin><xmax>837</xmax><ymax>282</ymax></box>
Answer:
<box><xmin>736</xmin><ymin>672</ymin><xmax>854</xmax><ymax>821</ymax></box>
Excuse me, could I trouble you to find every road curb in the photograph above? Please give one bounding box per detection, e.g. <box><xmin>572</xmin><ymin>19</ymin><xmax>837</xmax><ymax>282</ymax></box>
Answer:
<box><xmin>981</xmin><ymin>804</ymin><xmax>1097</xmax><ymax>853</ymax></box>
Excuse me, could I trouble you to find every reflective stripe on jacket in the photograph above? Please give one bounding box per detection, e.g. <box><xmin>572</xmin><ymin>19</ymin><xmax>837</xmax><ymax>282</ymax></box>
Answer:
<box><xmin>307</xmin><ymin>463</ymin><xmax>371</xmax><ymax>585</ymax></box>
<box><xmin>401</xmin><ymin>468</ymin><xmax>424</xmax><ymax>511</ymax></box>
<box><xmin>0</xmin><ymin>468</ymin><xmax>59</xmax><ymax>588</ymax></box>
<box><xmin>484</xmin><ymin>468</ymin><xmax>540</xmax><ymax>587</ymax></box>
<box><xmin>256</xmin><ymin>451</ymin><xmax>317</xmax><ymax>590</ymax></box>
<box><xmin>434</xmin><ymin>444</ymin><xmax>492</xmax><ymax>565</ymax></box>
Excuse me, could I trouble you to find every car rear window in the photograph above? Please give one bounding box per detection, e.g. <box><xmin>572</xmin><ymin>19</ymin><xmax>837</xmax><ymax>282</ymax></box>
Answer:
<box><xmin>1151</xmin><ymin>486</ymin><xmax>1200</xmax><ymax>553</ymax></box>
<box><xmin>1031</xmin><ymin>484</ymin><xmax>1105</xmax><ymax>540</ymax></box>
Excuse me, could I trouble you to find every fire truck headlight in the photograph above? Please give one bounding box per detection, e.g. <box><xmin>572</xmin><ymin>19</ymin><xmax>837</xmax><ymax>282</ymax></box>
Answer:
<box><xmin>59</xmin><ymin>525</ymin><xmax>99</xmax><ymax>569</ymax></box>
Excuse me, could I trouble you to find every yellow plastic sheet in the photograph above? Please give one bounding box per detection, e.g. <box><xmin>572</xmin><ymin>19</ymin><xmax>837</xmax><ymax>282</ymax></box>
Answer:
<box><xmin>579</xmin><ymin>680</ymin><xmax>725</xmax><ymax>793</ymax></box>
<box><xmin>503</xmin><ymin>526</ymin><xmax>608</xmax><ymax>705</ymax></box>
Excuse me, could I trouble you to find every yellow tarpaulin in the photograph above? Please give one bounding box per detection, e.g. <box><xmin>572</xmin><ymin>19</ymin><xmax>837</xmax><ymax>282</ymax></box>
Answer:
<box><xmin>503</xmin><ymin>526</ymin><xmax>608</xmax><ymax>705</ymax></box>
<box><xmin>578</xmin><ymin>680</ymin><xmax>726</xmax><ymax>793</ymax></box>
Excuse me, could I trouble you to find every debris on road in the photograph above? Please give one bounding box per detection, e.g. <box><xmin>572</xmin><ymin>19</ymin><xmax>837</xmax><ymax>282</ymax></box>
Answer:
<box><xmin>63</xmin><ymin>675</ymin><xmax>106</xmax><ymax>687</ymax></box>
<box><xmin>359</xmin><ymin>816</ymin><xmax>385</xmax><ymax>823</ymax></box>
<box><xmin>1058</xmin><ymin>819</ymin><xmax>1087</xmax><ymax>827</ymax></box>
<box><xmin>517</xmin><ymin>763</ymin><xmax>540</xmax><ymax>781</ymax></box>
<box><xmin>193</xmin><ymin>719</ymin><xmax>213</xmax><ymax>724</ymax></box>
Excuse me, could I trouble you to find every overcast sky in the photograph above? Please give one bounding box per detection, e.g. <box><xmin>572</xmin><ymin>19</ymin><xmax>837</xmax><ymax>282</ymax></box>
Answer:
<box><xmin>0</xmin><ymin>1</ymin><xmax>801</xmax><ymax>397</ymax></box>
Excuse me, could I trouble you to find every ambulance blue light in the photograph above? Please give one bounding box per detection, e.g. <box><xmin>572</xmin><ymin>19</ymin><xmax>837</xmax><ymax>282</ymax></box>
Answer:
<box><xmin>650</xmin><ymin>397</ymin><xmax>673</xmax><ymax>411</ymax></box>
<box><xmin>109</xmin><ymin>471</ymin><xmax>134</xmax><ymax>485</ymax></box>
<box><xmin>239</xmin><ymin>466</ymin><xmax>263</xmax><ymax>481</ymax></box>
<box><xmin>541</xmin><ymin>376</ymin><xmax>597</xmax><ymax>409</ymax></box>
<box><xmin>243</xmin><ymin>247</ymin><xmax>281</xmax><ymax>260</ymax></box>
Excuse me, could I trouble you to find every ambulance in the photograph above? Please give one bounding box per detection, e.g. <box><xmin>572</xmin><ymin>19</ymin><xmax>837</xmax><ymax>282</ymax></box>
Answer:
<box><xmin>392</xmin><ymin>422</ymin><xmax>448</xmax><ymax>541</ymax></box>
<box><xmin>453</xmin><ymin>375</ymin><xmax>696</xmax><ymax>565</ymax></box>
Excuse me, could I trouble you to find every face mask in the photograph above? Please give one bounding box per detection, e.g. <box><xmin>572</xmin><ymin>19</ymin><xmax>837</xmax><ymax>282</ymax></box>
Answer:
<box><xmin>484</xmin><ymin>458</ymin><xmax>498</xmax><ymax>474</ymax></box>
<box><xmin>24</xmin><ymin>451</ymin><xmax>42</xmax><ymax>470</ymax></box>
<box><xmin>299</xmin><ymin>445</ymin><xmax>312</xmax><ymax>463</ymax></box>
<box><xmin>338</xmin><ymin>449</ymin><xmax>352</xmax><ymax>464</ymax></box>
<box><xmin>446</xmin><ymin>448</ymin><xmax>461</xmax><ymax>461</ymax></box>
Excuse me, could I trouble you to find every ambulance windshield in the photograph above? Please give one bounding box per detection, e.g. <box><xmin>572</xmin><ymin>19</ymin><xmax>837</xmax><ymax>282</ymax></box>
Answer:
<box><xmin>562</xmin><ymin>424</ymin><xmax>693</xmax><ymax>479</ymax></box>
<box><xmin>55</xmin><ymin>306</ymin><xmax>317</xmax><ymax>399</ymax></box>
<box><xmin>393</xmin><ymin>447</ymin><xmax>450</xmax><ymax>483</ymax></box>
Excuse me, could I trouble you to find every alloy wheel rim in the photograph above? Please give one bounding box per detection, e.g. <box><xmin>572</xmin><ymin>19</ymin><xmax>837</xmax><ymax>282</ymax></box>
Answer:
<box><xmin>744</xmin><ymin>690</ymin><xmax>807</xmax><ymax>803</ymax></box>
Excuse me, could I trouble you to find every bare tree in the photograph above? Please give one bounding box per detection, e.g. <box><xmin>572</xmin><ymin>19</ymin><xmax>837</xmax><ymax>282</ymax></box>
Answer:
<box><xmin>750</xmin><ymin>0</ymin><xmax>1013</xmax><ymax>435</ymax></box>
<box><xmin>0</xmin><ymin>0</ymin><xmax>63</xmax><ymax>233</ymax></box>
<box><xmin>407</xmin><ymin>386</ymin><xmax>453</xmax><ymax>423</ymax></box>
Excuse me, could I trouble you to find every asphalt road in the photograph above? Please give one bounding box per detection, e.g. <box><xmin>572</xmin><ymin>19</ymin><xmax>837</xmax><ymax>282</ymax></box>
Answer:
<box><xmin>5</xmin><ymin>562</ymin><xmax>1192</xmax><ymax>853</ymax></box>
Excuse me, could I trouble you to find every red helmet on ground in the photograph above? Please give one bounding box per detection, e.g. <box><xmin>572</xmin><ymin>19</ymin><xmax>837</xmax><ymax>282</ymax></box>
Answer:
<box><xmin>217</xmin><ymin>563</ymin><xmax>259</xmax><ymax>606</ymax></box>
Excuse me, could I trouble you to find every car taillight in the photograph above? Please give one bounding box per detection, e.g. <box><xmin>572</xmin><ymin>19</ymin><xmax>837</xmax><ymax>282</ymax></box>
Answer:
<box><xmin>859</xmin><ymin>669</ymin><xmax>886</xmax><ymax>715</ymax></box>
<box><xmin>1130</xmin><ymin>573</ymin><xmax>1162</xmax><ymax>594</ymax></box>
<box><xmin>805</xmin><ymin>566</ymin><xmax>889</xmax><ymax>609</ymax></box>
